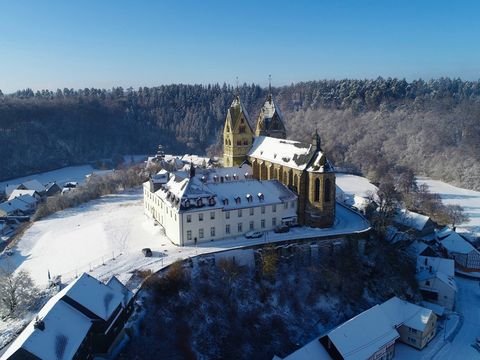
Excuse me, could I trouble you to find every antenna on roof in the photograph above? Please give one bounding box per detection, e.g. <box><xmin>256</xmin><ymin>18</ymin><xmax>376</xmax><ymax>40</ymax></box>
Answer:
<box><xmin>269</xmin><ymin>74</ymin><xmax>272</xmax><ymax>94</ymax></box>
<box><xmin>235</xmin><ymin>76</ymin><xmax>239</xmax><ymax>96</ymax></box>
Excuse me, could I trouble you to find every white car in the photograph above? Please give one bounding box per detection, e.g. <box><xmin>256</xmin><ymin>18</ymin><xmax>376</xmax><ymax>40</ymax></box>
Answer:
<box><xmin>244</xmin><ymin>231</ymin><xmax>263</xmax><ymax>239</ymax></box>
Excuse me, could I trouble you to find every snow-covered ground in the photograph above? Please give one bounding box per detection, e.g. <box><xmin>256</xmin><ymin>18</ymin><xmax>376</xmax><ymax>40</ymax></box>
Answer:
<box><xmin>416</xmin><ymin>177</ymin><xmax>480</xmax><ymax>238</ymax></box>
<box><xmin>0</xmin><ymin>165</ymin><xmax>96</xmax><ymax>192</ymax></box>
<box><xmin>1</xmin><ymin>187</ymin><xmax>369</xmax><ymax>288</ymax></box>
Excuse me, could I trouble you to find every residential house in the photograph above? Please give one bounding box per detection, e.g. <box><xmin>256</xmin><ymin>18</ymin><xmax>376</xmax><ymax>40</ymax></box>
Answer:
<box><xmin>394</xmin><ymin>209</ymin><xmax>435</xmax><ymax>238</ymax></box>
<box><xmin>416</xmin><ymin>256</ymin><xmax>456</xmax><ymax>311</ymax></box>
<box><xmin>0</xmin><ymin>196</ymin><xmax>36</xmax><ymax>217</ymax></box>
<box><xmin>379</xmin><ymin>297</ymin><xmax>437</xmax><ymax>350</ymax></box>
<box><xmin>437</xmin><ymin>228</ymin><xmax>480</xmax><ymax>272</ymax></box>
<box><xmin>282</xmin><ymin>297</ymin><xmax>436</xmax><ymax>360</ymax></box>
<box><xmin>8</xmin><ymin>189</ymin><xmax>42</xmax><ymax>202</ymax></box>
<box><xmin>1</xmin><ymin>273</ymin><xmax>134</xmax><ymax>360</ymax></box>
<box><xmin>45</xmin><ymin>182</ymin><xmax>62</xmax><ymax>197</ymax></box>
<box><xmin>319</xmin><ymin>304</ymin><xmax>399</xmax><ymax>360</ymax></box>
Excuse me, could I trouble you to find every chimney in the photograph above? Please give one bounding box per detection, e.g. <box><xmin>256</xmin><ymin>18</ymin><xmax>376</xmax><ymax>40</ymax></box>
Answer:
<box><xmin>34</xmin><ymin>317</ymin><xmax>45</xmax><ymax>331</ymax></box>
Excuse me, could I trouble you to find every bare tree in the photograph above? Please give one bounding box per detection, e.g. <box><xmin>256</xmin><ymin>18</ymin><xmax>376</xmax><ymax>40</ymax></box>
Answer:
<box><xmin>0</xmin><ymin>268</ymin><xmax>37</xmax><ymax>317</ymax></box>
<box><xmin>445</xmin><ymin>204</ymin><xmax>470</xmax><ymax>228</ymax></box>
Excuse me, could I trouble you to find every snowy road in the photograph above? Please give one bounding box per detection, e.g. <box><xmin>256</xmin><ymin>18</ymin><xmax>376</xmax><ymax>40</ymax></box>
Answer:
<box><xmin>435</xmin><ymin>276</ymin><xmax>480</xmax><ymax>359</ymax></box>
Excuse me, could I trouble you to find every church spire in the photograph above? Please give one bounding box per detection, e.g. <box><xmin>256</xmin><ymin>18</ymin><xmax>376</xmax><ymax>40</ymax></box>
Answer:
<box><xmin>312</xmin><ymin>128</ymin><xmax>321</xmax><ymax>151</ymax></box>
<box><xmin>254</xmin><ymin>76</ymin><xmax>286</xmax><ymax>139</ymax></box>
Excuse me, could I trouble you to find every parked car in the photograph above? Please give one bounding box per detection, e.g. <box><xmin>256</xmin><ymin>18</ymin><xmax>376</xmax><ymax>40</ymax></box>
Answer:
<box><xmin>274</xmin><ymin>224</ymin><xmax>289</xmax><ymax>233</ymax></box>
<box><xmin>245</xmin><ymin>231</ymin><xmax>263</xmax><ymax>239</ymax></box>
<box><xmin>142</xmin><ymin>248</ymin><xmax>153</xmax><ymax>257</ymax></box>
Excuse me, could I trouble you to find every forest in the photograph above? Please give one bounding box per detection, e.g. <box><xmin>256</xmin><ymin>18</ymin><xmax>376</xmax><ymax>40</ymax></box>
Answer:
<box><xmin>1</xmin><ymin>77</ymin><xmax>479</xmax><ymax>190</ymax></box>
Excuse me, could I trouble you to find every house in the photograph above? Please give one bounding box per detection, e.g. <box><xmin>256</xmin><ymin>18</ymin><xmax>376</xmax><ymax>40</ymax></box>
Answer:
<box><xmin>1</xmin><ymin>273</ymin><xmax>134</xmax><ymax>360</ymax></box>
<box><xmin>21</xmin><ymin>180</ymin><xmax>46</xmax><ymax>195</ymax></box>
<box><xmin>379</xmin><ymin>297</ymin><xmax>437</xmax><ymax>350</ymax></box>
<box><xmin>319</xmin><ymin>304</ymin><xmax>399</xmax><ymax>360</ymax></box>
<box><xmin>437</xmin><ymin>228</ymin><xmax>480</xmax><ymax>272</ymax></box>
<box><xmin>416</xmin><ymin>256</ymin><xmax>456</xmax><ymax>311</ymax></box>
<box><xmin>143</xmin><ymin>164</ymin><xmax>298</xmax><ymax>246</ymax></box>
<box><xmin>8</xmin><ymin>189</ymin><xmax>42</xmax><ymax>202</ymax></box>
<box><xmin>45</xmin><ymin>182</ymin><xmax>62</xmax><ymax>197</ymax></box>
<box><xmin>283</xmin><ymin>297</ymin><xmax>436</xmax><ymax>360</ymax></box>
<box><xmin>394</xmin><ymin>209</ymin><xmax>435</xmax><ymax>237</ymax></box>
<box><xmin>0</xmin><ymin>196</ymin><xmax>36</xmax><ymax>217</ymax></box>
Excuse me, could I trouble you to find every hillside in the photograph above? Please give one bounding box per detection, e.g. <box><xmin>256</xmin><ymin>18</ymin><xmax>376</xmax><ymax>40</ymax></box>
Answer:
<box><xmin>1</xmin><ymin>78</ymin><xmax>479</xmax><ymax>190</ymax></box>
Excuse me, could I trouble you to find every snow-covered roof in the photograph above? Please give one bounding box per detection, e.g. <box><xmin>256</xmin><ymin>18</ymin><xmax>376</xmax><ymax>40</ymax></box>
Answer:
<box><xmin>248</xmin><ymin>136</ymin><xmax>319</xmax><ymax>171</ymax></box>
<box><xmin>417</xmin><ymin>256</ymin><xmax>455</xmax><ymax>278</ymax></box>
<box><xmin>326</xmin><ymin>305</ymin><xmax>399</xmax><ymax>360</ymax></box>
<box><xmin>1</xmin><ymin>292</ymin><xmax>91</xmax><ymax>360</ymax></box>
<box><xmin>106</xmin><ymin>276</ymin><xmax>134</xmax><ymax>303</ymax></box>
<box><xmin>228</xmin><ymin>96</ymin><xmax>250</xmax><ymax>126</ymax></box>
<box><xmin>63</xmin><ymin>273</ymin><xmax>130</xmax><ymax>321</ymax></box>
<box><xmin>21</xmin><ymin>179</ymin><xmax>46</xmax><ymax>193</ymax></box>
<box><xmin>282</xmin><ymin>336</ymin><xmax>332</xmax><ymax>360</ymax></box>
<box><xmin>152</xmin><ymin>166</ymin><xmax>296</xmax><ymax>212</ymax></box>
<box><xmin>379</xmin><ymin>297</ymin><xmax>434</xmax><ymax>332</ymax></box>
<box><xmin>394</xmin><ymin>209</ymin><xmax>431</xmax><ymax>231</ymax></box>
<box><xmin>4</xmin><ymin>184</ymin><xmax>20</xmax><ymax>197</ymax></box>
<box><xmin>420</xmin><ymin>301</ymin><xmax>445</xmax><ymax>317</ymax></box>
<box><xmin>181</xmin><ymin>154</ymin><xmax>211</xmax><ymax>167</ymax></box>
<box><xmin>8</xmin><ymin>189</ymin><xmax>38</xmax><ymax>201</ymax></box>
<box><xmin>0</xmin><ymin>197</ymin><xmax>32</xmax><ymax>214</ymax></box>
<box><xmin>439</xmin><ymin>231</ymin><xmax>476</xmax><ymax>254</ymax></box>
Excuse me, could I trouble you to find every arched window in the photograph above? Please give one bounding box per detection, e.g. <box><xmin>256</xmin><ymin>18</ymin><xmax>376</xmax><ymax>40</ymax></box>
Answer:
<box><xmin>243</xmin><ymin>139</ymin><xmax>248</xmax><ymax>145</ymax></box>
<box><xmin>324</xmin><ymin>178</ymin><xmax>331</xmax><ymax>202</ymax></box>
<box><xmin>314</xmin><ymin>178</ymin><xmax>320</xmax><ymax>202</ymax></box>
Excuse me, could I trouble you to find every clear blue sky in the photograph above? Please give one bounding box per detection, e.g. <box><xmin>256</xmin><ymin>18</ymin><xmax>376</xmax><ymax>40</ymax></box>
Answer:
<box><xmin>1</xmin><ymin>0</ymin><xmax>479</xmax><ymax>93</ymax></box>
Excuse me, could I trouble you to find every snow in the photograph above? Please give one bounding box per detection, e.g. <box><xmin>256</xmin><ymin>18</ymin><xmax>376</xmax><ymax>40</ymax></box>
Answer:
<box><xmin>8</xmin><ymin>190</ymin><xmax>38</xmax><ymax>201</ymax></box>
<box><xmin>335</xmin><ymin>173</ymin><xmax>378</xmax><ymax>210</ymax></box>
<box><xmin>395</xmin><ymin>210</ymin><xmax>430</xmax><ymax>231</ymax></box>
<box><xmin>416</xmin><ymin>177</ymin><xmax>480</xmax><ymax>238</ymax></box>
<box><xmin>0</xmin><ymin>165</ymin><xmax>96</xmax><ymax>194</ymax></box>
<box><xmin>0</xmin><ymin>295</ymin><xmax>92</xmax><ymax>360</ymax></box>
<box><xmin>62</xmin><ymin>273</ymin><xmax>126</xmax><ymax>321</ymax></box>
<box><xmin>282</xmin><ymin>336</ymin><xmax>331</xmax><ymax>360</ymax></box>
<box><xmin>439</xmin><ymin>231</ymin><xmax>476</xmax><ymax>254</ymax></box>
<box><xmin>1</xmin><ymin>188</ymin><xmax>369</xmax><ymax>288</ymax></box>
<box><xmin>326</xmin><ymin>304</ymin><xmax>399</xmax><ymax>360</ymax></box>
<box><xmin>417</xmin><ymin>256</ymin><xmax>455</xmax><ymax>278</ymax></box>
<box><xmin>248</xmin><ymin>136</ymin><xmax>317</xmax><ymax>170</ymax></box>
<box><xmin>380</xmin><ymin>297</ymin><xmax>434</xmax><ymax>332</ymax></box>
<box><xmin>396</xmin><ymin>277</ymin><xmax>480</xmax><ymax>360</ymax></box>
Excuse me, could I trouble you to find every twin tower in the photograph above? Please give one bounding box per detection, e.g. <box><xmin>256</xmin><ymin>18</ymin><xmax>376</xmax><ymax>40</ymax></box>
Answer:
<box><xmin>222</xmin><ymin>93</ymin><xmax>336</xmax><ymax>228</ymax></box>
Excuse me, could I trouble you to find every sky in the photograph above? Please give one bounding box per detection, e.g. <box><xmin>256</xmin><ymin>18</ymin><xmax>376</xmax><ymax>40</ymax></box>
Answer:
<box><xmin>0</xmin><ymin>0</ymin><xmax>479</xmax><ymax>93</ymax></box>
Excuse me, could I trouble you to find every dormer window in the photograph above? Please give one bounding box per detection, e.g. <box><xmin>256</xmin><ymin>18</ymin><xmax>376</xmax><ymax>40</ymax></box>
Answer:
<box><xmin>257</xmin><ymin>193</ymin><xmax>264</xmax><ymax>201</ymax></box>
<box><xmin>233</xmin><ymin>173</ymin><xmax>237</xmax><ymax>180</ymax></box>
<box><xmin>246</xmin><ymin>194</ymin><xmax>253</xmax><ymax>202</ymax></box>
<box><xmin>223</xmin><ymin>198</ymin><xmax>229</xmax><ymax>205</ymax></box>
<box><xmin>208</xmin><ymin>197</ymin><xmax>215</xmax><ymax>206</ymax></box>
<box><xmin>234</xmin><ymin>196</ymin><xmax>241</xmax><ymax>204</ymax></box>
<box><xmin>196</xmin><ymin>198</ymin><xmax>203</xmax><ymax>207</ymax></box>
<box><xmin>185</xmin><ymin>200</ymin><xmax>191</xmax><ymax>208</ymax></box>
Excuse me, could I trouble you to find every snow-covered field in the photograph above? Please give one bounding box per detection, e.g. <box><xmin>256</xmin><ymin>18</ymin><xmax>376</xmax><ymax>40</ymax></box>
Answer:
<box><xmin>417</xmin><ymin>177</ymin><xmax>480</xmax><ymax>238</ymax></box>
<box><xmin>1</xmin><ymin>187</ymin><xmax>369</xmax><ymax>288</ymax></box>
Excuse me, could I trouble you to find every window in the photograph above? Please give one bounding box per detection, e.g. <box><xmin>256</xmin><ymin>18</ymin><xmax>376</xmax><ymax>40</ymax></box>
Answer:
<box><xmin>284</xmin><ymin>202</ymin><xmax>288</xmax><ymax>209</ymax></box>
<box><xmin>210</xmin><ymin>211</ymin><xmax>215</xmax><ymax>220</ymax></box>
<box><xmin>238</xmin><ymin>223</ymin><xmax>243</xmax><ymax>232</ymax></box>
<box><xmin>239</xmin><ymin>125</ymin><xmax>246</xmax><ymax>133</ymax></box>
<box><xmin>249</xmin><ymin>208</ymin><xmax>254</xmax><ymax>216</ymax></box>
<box><xmin>249</xmin><ymin>221</ymin><xmax>254</xmax><ymax>230</ymax></box>
<box><xmin>187</xmin><ymin>231</ymin><xmax>192</xmax><ymax>241</ymax></box>
<box><xmin>211</xmin><ymin>227</ymin><xmax>215</xmax><ymax>236</ymax></box>
<box><xmin>408</xmin><ymin>328</ymin><xmax>418</xmax><ymax>334</ymax></box>
<box><xmin>238</xmin><ymin>209</ymin><xmax>242</xmax><ymax>217</ymax></box>
<box><xmin>324</xmin><ymin>178</ymin><xmax>331</xmax><ymax>202</ymax></box>
<box><xmin>272</xmin><ymin>218</ymin><xmax>277</xmax><ymax>226</ymax></box>
<box><xmin>225</xmin><ymin>211</ymin><xmax>230</xmax><ymax>219</ymax></box>
<box><xmin>199</xmin><ymin>228</ymin><xmax>204</xmax><ymax>239</ymax></box>
<box><xmin>237</xmin><ymin>140</ymin><xmax>242</xmax><ymax>146</ymax></box>
<box><xmin>261</xmin><ymin>206</ymin><xmax>265</xmax><ymax>214</ymax></box>
<box><xmin>199</xmin><ymin>213</ymin><xmax>203</xmax><ymax>222</ymax></box>
<box><xmin>314</xmin><ymin>178</ymin><xmax>320</xmax><ymax>202</ymax></box>
<box><xmin>291</xmin><ymin>201</ymin><xmax>295</xmax><ymax>208</ymax></box>
<box><xmin>261</xmin><ymin>219</ymin><xmax>265</xmax><ymax>228</ymax></box>
<box><xmin>272</xmin><ymin>204</ymin><xmax>276</xmax><ymax>213</ymax></box>
<box><xmin>425</xmin><ymin>280</ymin><xmax>430</xmax><ymax>286</ymax></box>
<box><xmin>226</xmin><ymin>224</ymin><xmax>230</xmax><ymax>234</ymax></box>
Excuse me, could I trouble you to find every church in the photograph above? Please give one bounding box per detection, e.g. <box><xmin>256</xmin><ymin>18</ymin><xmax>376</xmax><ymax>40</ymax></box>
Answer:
<box><xmin>223</xmin><ymin>92</ymin><xmax>336</xmax><ymax>227</ymax></box>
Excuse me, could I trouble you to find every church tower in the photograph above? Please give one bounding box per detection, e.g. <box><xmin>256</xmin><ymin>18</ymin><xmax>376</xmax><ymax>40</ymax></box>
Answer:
<box><xmin>254</xmin><ymin>84</ymin><xmax>286</xmax><ymax>139</ymax></box>
<box><xmin>223</xmin><ymin>96</ymin><xmax>254</xmax><ymax>167</ymax></box>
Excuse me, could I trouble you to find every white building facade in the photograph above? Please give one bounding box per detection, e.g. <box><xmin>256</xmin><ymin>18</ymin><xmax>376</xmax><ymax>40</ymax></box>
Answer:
<box><xmin>144</xmin><ymin>165</ymin><xmax>298</xmax><ymax>246</ymax></box>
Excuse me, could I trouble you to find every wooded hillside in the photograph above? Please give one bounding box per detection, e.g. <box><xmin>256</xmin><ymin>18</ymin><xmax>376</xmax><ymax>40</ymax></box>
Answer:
<box><xmin>1</xmin><ymin>78</ymin><xmax>479</xmax><ymax>190</ymax></box>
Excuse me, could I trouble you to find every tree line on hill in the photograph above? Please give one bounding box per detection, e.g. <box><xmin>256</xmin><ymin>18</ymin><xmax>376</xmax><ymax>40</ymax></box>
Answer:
<box><xmin>1</xmin><ymin>77</ymin><xmax>479</xmax><ymax>191</ymax></box>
